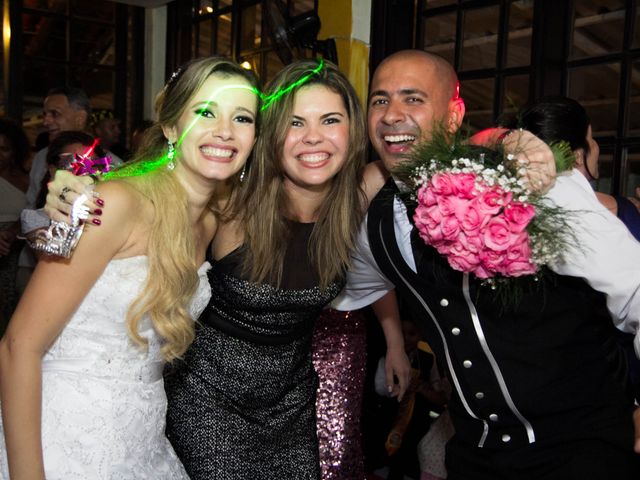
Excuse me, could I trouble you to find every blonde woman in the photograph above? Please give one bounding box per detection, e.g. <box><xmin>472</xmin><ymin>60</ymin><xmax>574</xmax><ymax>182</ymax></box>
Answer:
<box><xmin>0</xmin><ymin>57</ymin><xmax>259</xmax><ymax>479</ymax></box>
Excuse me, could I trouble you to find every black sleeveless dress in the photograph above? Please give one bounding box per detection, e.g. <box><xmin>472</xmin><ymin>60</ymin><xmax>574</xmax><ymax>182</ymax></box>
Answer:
<box><xmin>165</xmin><ymin>222</ymin><xmax>344</xmax><ymax>479</ymax></box>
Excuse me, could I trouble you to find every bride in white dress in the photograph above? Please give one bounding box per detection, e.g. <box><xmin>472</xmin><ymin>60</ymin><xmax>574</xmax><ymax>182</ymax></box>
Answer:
<box><xmin>0</xmin><ymin>56</ymin><xmax>259</xmax><ymax>479</ymax></box>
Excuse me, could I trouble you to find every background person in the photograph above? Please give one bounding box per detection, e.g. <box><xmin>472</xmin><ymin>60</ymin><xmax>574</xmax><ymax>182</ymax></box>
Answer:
<box><xmin>518</xmin><ymin>95</ymin><xmax>640</xmax><ymax>241</ymax></box>
<box><xmin>0</xmin><ymin>118</ymin><xmax>30</xmax><ymax>334</ymax></box>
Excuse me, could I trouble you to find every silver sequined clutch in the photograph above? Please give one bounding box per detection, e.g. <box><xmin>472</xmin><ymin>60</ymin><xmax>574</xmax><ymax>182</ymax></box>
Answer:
<box><xmin>20</xmin><ymin>199</ymin><xmax>87</xmax><ymax>259</ymax></box>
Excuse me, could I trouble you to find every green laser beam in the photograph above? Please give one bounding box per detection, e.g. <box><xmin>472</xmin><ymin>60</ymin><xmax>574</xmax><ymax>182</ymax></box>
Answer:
<box><xmin>259</xmin><ymin>58</ymin><xmax>324</xmax><ymax>111</ymax></box>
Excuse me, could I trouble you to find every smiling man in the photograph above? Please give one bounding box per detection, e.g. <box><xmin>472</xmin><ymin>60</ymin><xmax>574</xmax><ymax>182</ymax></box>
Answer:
<box><xmin>26</xmin><ymin>87</ymin><xmax>91</xmax><ymax>208</ymax></box>
<box><xmin>335</xmin><ymin>49</ymin><xmax>640</xmax><ymax>479</ymax></box>
<box><xmin>367</xmin><ymin>51</ymin><xmax>463</xmax><ymax>167</ymax></box>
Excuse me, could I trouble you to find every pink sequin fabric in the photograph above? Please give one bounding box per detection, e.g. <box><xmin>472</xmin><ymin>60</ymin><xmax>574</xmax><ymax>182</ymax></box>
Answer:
<box><xmin>312</xmin><ymin>309</ymin><xmax>367</xmax><ymax>479</ymax></box>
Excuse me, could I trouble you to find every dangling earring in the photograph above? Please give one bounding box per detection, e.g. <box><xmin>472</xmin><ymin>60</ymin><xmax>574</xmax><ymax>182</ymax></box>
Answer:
<box><xmin>239</xmin><ymin>164</ymin><xmax>247</xmax><ymax>182</ymax></box>
<box><xmin>167</xmin><ymin>140</ymin><xmax>176</xmax><ymax>170</ymax></box>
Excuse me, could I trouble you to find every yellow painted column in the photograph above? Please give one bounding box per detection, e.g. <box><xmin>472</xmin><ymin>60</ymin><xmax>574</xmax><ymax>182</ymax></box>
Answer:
<box><xmin>317</xmin><ymin>0</ymin><xmax>370</xmax><ymax>107</ymax></box>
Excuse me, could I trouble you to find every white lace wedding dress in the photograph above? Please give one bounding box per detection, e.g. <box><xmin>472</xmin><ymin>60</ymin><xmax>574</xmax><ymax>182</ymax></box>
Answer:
<box><xmin>0</xmin><ymin>256</ymin><xmax>211</xmax><ymax>479</ymax></box>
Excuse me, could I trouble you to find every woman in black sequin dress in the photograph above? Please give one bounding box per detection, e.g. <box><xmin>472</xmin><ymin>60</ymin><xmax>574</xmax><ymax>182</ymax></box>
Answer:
<box><xmin>164</xmin><ymin>60</ymin><xmax>369</xmax><ymax>479</ymax></box>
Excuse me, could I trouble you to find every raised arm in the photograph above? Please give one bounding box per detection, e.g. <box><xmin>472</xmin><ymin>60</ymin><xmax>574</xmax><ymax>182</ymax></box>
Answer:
<box><xmin>362</xmin><ymin>160</ymin><xmax>389</xmax><ymax>203</ymax></box>
<box><xmin>545</xmin><ymin>170</ymin><xmax>640</xmax><ymax>348</ymax></box>
<box><xmin>0</xmin><ymin>182</ymin><xmax>136</xmax><ymax>479</ymax></box>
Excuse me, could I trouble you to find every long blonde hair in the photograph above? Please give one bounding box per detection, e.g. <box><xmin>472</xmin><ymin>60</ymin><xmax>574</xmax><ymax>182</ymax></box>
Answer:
<box><xmin>234</xmin><ymin>59</ymin><xmax>367</xmax><ymax>290</ymax></box>
<box><xmin>108</xmin><ymin>57</ymin><xmax>259</xmax><ymax>361</ymax></box>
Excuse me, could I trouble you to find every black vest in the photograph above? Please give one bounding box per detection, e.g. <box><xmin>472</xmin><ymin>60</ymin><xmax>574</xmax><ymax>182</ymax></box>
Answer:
<box><xmin>367</xmin><ymin>179</ymin><xmax>634</xmax><ymax>450</ymax></box>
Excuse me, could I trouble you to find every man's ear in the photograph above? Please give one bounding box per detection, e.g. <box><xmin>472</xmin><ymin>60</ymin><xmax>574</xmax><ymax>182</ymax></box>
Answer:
<box><xmin>447</xmin><ymin>97</ymin><xmax>466</xmax><ymax>133</ymax></box>
<box><xmin>573</xmin><ymin>149</ymin><xmax>585</xmax><ymax>167</ymax></box>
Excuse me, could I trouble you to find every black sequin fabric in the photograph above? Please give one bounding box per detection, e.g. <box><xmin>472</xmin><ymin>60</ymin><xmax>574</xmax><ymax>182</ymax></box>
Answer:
<box><xmin>165</xmin><ymin>223</ymin><xmax>343</xmax><ymax>480</ymax></box>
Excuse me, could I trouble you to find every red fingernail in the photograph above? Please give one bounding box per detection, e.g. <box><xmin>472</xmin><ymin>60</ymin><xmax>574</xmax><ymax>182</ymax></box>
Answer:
<box><xmin>96</xmin><ymin>198</ymin><xmax>105</xmax><ymax>207</ymax></box>
<box><xmin>92</xmin><ymin>218</ymin><xmax>102</xmax><ymax>226</ymax></box>
<box><xmin>94</xmin><ymin>209</ymin><xmax>102</xmax><ymax>215</ymax></box>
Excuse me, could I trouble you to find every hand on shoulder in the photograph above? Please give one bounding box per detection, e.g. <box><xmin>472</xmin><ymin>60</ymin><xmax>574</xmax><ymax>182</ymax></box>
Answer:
<box><xmin>362</xmin><ymin>160</ymin><xmax>390</xmax><ymax>203</ymax></box>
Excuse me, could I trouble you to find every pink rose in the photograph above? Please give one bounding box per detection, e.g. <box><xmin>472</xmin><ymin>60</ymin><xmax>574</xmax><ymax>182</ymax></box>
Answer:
<box><xmin>479</xmin><ymin>249</ymin><xmax>506</xmax><ymax>272</ymax></box>
<box><xmin>415</xmin><ymin>219</ymin><xmax>444</xmax><ymax>246</ymax></box>
<box><xmin>417</xmin><ymin>185</ymin><xmax>437</xmax><ymax>207</ymax></box>
<box><xmin>503</xmin><ymin>202</ymin><xmax>536</xmax><ymax>233</ymax></box>
<box><xmin>476</xmin><ymin>187</ymin><xmax>512</xmax><ymax>216</ymax></box>
<box><xmin>472</xmin><ymin>264</ymin><xmax>492</xmax><ymax>279</ymax></box>
<box><xmin>499</xmin><ymin>258</ymin><xmax>537</xmax><ymax>277</ymax></box>
<box><xmin>414</xmin><ymin>206</ymin><xmax>443</xmax><ymax>244</ymax></box>
<box><xmin>448</xmin><ymin>250</ymin><xmax>481</xmax><ymax>273</ymax></box>
<box><xmin>437</xmin><ymin>195</ymin><xmax>469</xmax><ymax>219</ymax></box>
<box><xmin>450</xmin><ymin>173</ymin><xmax>477</xmax><ymax>199</ymax></box>
<box><xmin>426</xmin><ymin>204</ymin><xmax>444</xmax><ymax>223</ymax></box>
<box><xmin>448</xmin><ymin>241</ymin><xmax>480</xmax><ymax>273</ymax></box>
<box><xmin>435</xmin><ymin>242</ymin><xmax>452</xmax><ymax>256</ymax></box>
<box><xmin>458</xmin><ymin>231</ymin><xmax>482</xmax><ymax>253</ymax></box>
<box><xmin>430</xmin><ymin>172</ymin><xmax>456</xmax><ymax>196</ymax></box>
<box><xmin>483</xmin><ymin>216</ymin><xmax>519</xmax><ymax>252</ymax></box>
<box><xmin>461</xmin><ymin>200</ymin><xmax>491</xmax><ymax>233</ymax></box>
<box><xmin>499</xmin><ymin>233</ymin><xmax>537</xmax><ymax>277</ymax></box>
<box><xmin>441</xmin><ymin>214</ymin><xmax>461</xmax><ymax>241</ymax></box>
<box><xmin>505</xmin><ymin>232</ymin><xmax>532</xmax><ymax>262</ymax></box>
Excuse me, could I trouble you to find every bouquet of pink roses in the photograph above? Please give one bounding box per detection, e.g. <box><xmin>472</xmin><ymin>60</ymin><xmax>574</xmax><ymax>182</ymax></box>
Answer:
<box><xmin>395</xmin><ymin>129</ymin><xmax>573</xmax><ymax>282</ymax></box>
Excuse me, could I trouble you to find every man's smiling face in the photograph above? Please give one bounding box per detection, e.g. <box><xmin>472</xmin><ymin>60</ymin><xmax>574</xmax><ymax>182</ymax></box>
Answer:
<box><xmin>367</xmin><ymin>53</ymin><xmax>456</xmax><ymax>172</ymax></box>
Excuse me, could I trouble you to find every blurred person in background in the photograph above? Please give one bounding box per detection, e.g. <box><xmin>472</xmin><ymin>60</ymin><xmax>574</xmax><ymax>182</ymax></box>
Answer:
<box><xmin>0</xmin><ymin>118</ymin><xmax>30</xmax><ymax>335</ymax></box>
<box><xmin>91</xmin><ymin>109</ymin><xmax>126</xmax><ymax>164</ymax></box>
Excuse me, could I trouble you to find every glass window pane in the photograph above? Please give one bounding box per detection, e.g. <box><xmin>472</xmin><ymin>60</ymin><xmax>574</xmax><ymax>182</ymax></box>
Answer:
<box><xmin>592</xmin><ymin>150</ymin><xmax>614</xmax><ymax>194</ymax></box>
<box><xmin>23</xmin><ymin>0</ymin><xmax>67</xmax><ymax>14</ymax></box>
<box><xmin>197</xmin><ymin>20</ymin><xmax>213</xmax><ymax>57</ymax></box>
<box><xmin>626</xmin><ymin>148</ymin><xmax>640</xmax><ymax>197</ymax></box>
<box><xmin>571</xmin><ymin>0</ymin><xmax>625</xmax><ymax>60</ymax></box>
<box><xmin>198</xmin><ymin>1</ymin><xmax>214</xmax><ymax>16</ymax></box>
<box><xmin>501</xmin><ymin>74</ymin><xmax>529</xmax><ymax>123</ymax></box>
<box><xmin>568</xmin><ymin>63</ymin><xmax>619</xmax><ymax>136</ymax></box>
<box><xmin>240</xmin><ymin>3</ymin><xmax>261</xmax><ymax>52</ymax></box>
<box><xmin>23</xmin><ymin>13</ymin><xmax>67</xmax><ymax>59</ymax></box>
<box><xmin>23</xmin><ymin>60</ymin><xmax>66</xmax><ymax>99</ymax></box>
<box><xmin>290</xmin><ymin>0</ymin><xmax>316</xmax><ymax>16</ymax></box>
<box><xmin>198</xmin><ymin>1</ymin><xmax>232</xmax><ymax>16</ymax></box>
<box><xmin>461</xmin><ymin>6</ymin><xmax>499</xmax><ymax>71</ymax></box>
<box><xmin>264</xmin><ymin>50</ymin><xmax>285</xmax><ymax>84</ymax></box>
<box><xmin>70</xmin><ymin>0</ymin><xmax>115</xmax><ymax>23</ymax></box>
<box><xmin>216</xmin><ymin>14</ymin><xmax>232</xmax><ymax>56</ymax></box>
<box><xmin>634</xmin><ymin>8</ymin><xmax>640</xmax><ymax>49</ymax></box>
<box><xmin>0</xmin><ymin>16</ymin><xmax>4</xmax><ymax>117</ymax></box>
<box><xmin>460</xmin><ymin>77</ymin><xmax>494</xmax><ymax>132</ymax></box>
<box><xmin>72</xmin><ymin>66</ymin><xmax>114</xmax><ymax>111</ymax></box>
<box><xmin>240</xmin><ymin>53</ymin><xmax>261</xmax><ymax>81</ymax></box>
<box><xmin>627</xmin><ymin>60</ymin><xmax>640</xmax><ymax>137</ymax></box>
<box><xmin>506</xmin><ymin>0</ymin><xmax>533</xmax><ymax>68</ymax></box>
<box><xmin>425</xmin><ymin>0</ymin><xmax>457</xmax><ymax>8</ymax></box>
<box><xmin>70</xmin><ymin>20</ymin><xmax>115</xmax><ymax>66</ymax></box>
<box><xmin>423</xmin><ymin>13</ymin><xmax>456</xmax><ymax>66</ymax></box>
